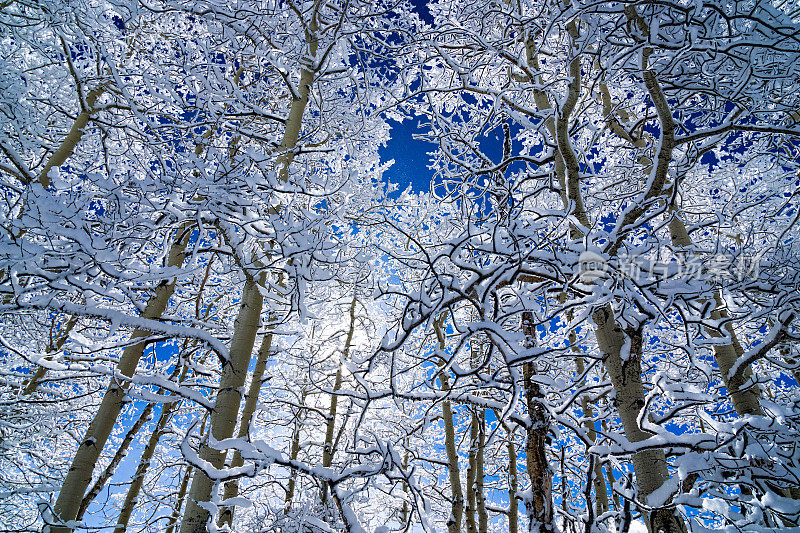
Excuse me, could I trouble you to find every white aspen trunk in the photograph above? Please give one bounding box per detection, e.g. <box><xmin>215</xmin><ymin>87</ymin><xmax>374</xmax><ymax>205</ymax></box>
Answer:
<box><xmin>434</xmin><ymin>313</ymin><xmax>464</xmax><ymax>533</ymax></box>
<box><xmin>217</xmin><ymin>331</ymin><xmax>273</xmax><ymax>527</ymax></box>
<box><xmin>179</xmin><ymin>12</ymin><xmax>318</xmax><ymax>528</ymax></box>
<box><xmin>38</xmin><ymin>87</ymin><xmax>105</xmax><ymax>188</ymax></box>
<box><xmin>48</xmin><ymin>224</ymin><xmax>191</xmax><ymax>533</ymax></box>
<box><xmin>179</xmin><ymin>277</ymin><xmax>263</xmax><ymax>533</ymax></box>
<box><xmin>592</xmin><ymin>307</ymin><xmax>686</xmax><ymax>533</ymax></box>
<box><xmin>165</xmin><ymin>414</ymin><xmax>207</xmax><ymax>533</ymax></box>
<box><xmin>668</xmin><ymin>214</ymin><xmax>762</xmax><ymax>416</ymax></box>
<box><xmin>114</xmin><ymin>360</ymin><xmax>190</xmax><ymax>531</ymax></box>
<box><xmin>320</xmin><ymin>295</ymin><xmax>357</xmax><ymax>504</ymax></box>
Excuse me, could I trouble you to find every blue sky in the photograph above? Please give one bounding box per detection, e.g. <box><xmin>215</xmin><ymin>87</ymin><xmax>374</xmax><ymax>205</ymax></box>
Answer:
<box><xmin>380</xmin><ymin>117</ymin><xmax>434</xmax><ymax>194</ymax></box>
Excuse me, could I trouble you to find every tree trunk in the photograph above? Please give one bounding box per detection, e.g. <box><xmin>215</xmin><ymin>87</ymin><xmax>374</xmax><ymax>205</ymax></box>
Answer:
<box><xmin>179</xmin><ymin>277</ymin><xmax>264</xmax><ymax>533</ymax></box>
<box><xmin>321</xmin><ymin>295</ymin><xmax>357</xmax><ymax>504</ymax></box>
<box><xmin>49</xmin><ymin>224</ymin><xmax>191</xmax><ymax>533</ymax></box>
<box><xmin>668</xmin><ymin>213</ymin><xmax>763</xmax><ymax>416</ymax></box>
<box><xmin>165</xmin><ymin>414</ymin><xmax>207</xmax><ymax>533</ymax></box>
<box><xmin>115</xmin><ymin>397</ymin><xmax>177</xmax><ymax>532</ymax></box>
<box><xmin>75</xmin><ymin>402</ymin><xmax>155</xmax><ymax>521</ymax></box>
<box><xmin>434</xmin><ymin>313</ymin><xmax>464</xmax><ymax>533</ymax></box>
<box><xmin>38</xmin><ymin>87</ymin><xmax>105</xmax><ymax>188</ymax></box>
<box><xmin>592</xmin><ymin>306</ymin><xmax>686</xmax><ymax>533</ymax></box>
<box><xmin>521</xmin><ymin>311</ymin><xmax>554</xmax><ymax>533</ymax></box>
<box><xmin>179</xmin><ymin>13</ymin><xmax>318</xmax><ymax>528</ymax></box>
<box><xmin>476</xmin><ymin>409</ymin><xmax>488</xmax><ymax>533</ymax></box>
<box><xmin>283</xmin><ymin>388</ymin><xmax>307</xmax><ymax>513</ymax></box>
<box><xmin>465</xmin><ymin>407</ymin><xmax>479</xmax><ymax>533</ymax></box>
<box><xmin>506</xmin><ymin>425</ymin><xmax>519</xmax><ymax>533</ymax></box>
<box><xmin>574</xmin><ymin>355</ymin><xmax>609</xmax><ymax>518</ymax></box>
<box><xmin>217</xmin><ymin>330</ymin><xmax>274</xmax><ymax>527</ymax></box>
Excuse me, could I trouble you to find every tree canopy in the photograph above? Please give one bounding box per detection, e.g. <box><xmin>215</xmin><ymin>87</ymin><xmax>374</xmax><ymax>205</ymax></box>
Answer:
<box><xmin>2</xmin><ymin>0</ymin><xmax>800</xmax><ymax>532</ymax></box>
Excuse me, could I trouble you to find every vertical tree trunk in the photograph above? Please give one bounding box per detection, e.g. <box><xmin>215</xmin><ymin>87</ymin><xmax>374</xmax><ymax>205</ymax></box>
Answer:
<box><xmin>217</xmin><ymin>330</ymin><xmax>274</xmax><ymax>527</ymax></box>
<box><xmin>179</xmin><ymin>277</ymin><xmax>264</xmax><ymax>533</ymax></box>
<box><xmin>592</xmin><ymin>307</ymin><xmax>686</xmax><ymax>533</ymax></box>
<box><xmin>321</xmin><ymin>295</ymin><xmax>357</xmax><ymax>503</ymax></box>
<box><xmin>283</xmin><ymin>388</ymin><xmax>307</xmax><ymax>513</ymax></box>
<box><xmin>434</xmin><ymin>313</ymin><xmax>464</xmax><ymax>533</ymax></box>
<box><xmin>49</xmin><ymin>224</ymin><xmax>191</xmax><ymax>533</ymax></box>
<box><xmin>506</xmin><ymin>425</ymin><xmax>519</xmax><ymax>533</ymax></box>
<box><xmin>465</xmin><ymin>407</ymin><xmax>479</xmax><ymax>533</ymax></box>
<box><xmin>521</xmin><ymin>312</ymin><xmax>554</xmax><ymax>533</ymax></box>
<box><xmin>476</xmin><ymin>409</ymin><xmax>488</xmax><ymax>533</ymax></box>
<box><xmin>165</xmin><ymin>466</ymin><xmax>191</xmax><ymax>533</ymax></box>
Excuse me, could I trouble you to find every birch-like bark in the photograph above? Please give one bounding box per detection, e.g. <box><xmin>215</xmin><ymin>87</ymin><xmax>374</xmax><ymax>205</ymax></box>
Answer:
<box><xmin>321</xmin><ymin>294</ymin><xmax>357</xmax><ymax>503</ymax></box>
<box><xmin>434</xmin><ymin>313</ymin><xmax>464</xmax><ymax>533</ymax></box>
<box><xmin>400</xmin><ymin>449</ymin><xmax>410</xmax><ymax>526</ymax></box>
<box><xmin>179</xmin><ymin>277</ymin><xmax>264</xmax><ymax>533</ymax></box>
<box><xmin>179</xmin><ymin>10</ymin><xmax>318</xmax><ymax>529</ymax></box>
<box><xmin>593</xmin><ymin>309</ymin><xmax>686</xmax><ymax>533</ymax></box>
<box><xmin>75</xmin><ymin>402</ymin><xmax>156</xmax><ymax>521</ymax></box>
<box><xmin>38</xmin><ymin>87</ymin><xmax>105</xmax><ymax>189</ymax></box>
<box><xmin>521</xmin><ymin>311</ymin><xmax>554</xmax><ymax>533</ymax></box>
<box><xmin>49</xmin><ymin>223</ymin><xmax>192</xmax><ymax>533</ymax></box>
<box><xmin>667</xmin><ymin>214</ymin><xmax>763</xmax><ymax>416</ymax></box>
<box><xmin>217</xmin><ymin>330</ymin><xmax>274</xmax><ymax>527</ymax></box>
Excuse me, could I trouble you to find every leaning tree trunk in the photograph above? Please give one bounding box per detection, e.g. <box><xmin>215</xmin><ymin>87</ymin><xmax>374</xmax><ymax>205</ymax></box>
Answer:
<box><xmin>49</xmin><ymin>223</ymin><xmax>191</xmax><ymax>533</ymax></box>
<box><xmin>179</xmin><ymin>277</ymin><xmax>264</xmax><ymax>533</ymax></box>
<box><xmin>75</xmin><ymin>401</ymin><xmax>156</xmax><ymax>521</ymax></box>
<box><xmin>114</xmin><ymin>396</ymin><xmax>178</xmax><ymax>532</ymax></box>
<box><xmin>165</xmin><ymin>414</ymin><xmax>207</xmax><ymax>533</ymax></box>
<box><xmin>668</xmin><ymin>213</ymin><xmax>762</xmax><ymax>417</ymax></box>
